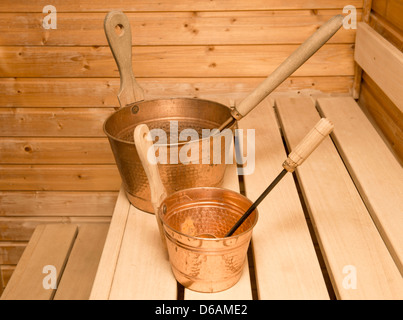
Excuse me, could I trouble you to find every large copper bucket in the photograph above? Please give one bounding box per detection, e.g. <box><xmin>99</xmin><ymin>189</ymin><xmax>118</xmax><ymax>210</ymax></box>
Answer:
<box><xmin>104</xmin><ymin>98</ymin><xmax>234</xmax><ymax>212</ymax></box>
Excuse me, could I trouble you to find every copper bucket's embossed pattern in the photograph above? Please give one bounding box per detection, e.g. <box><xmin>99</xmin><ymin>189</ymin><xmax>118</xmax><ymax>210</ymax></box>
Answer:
<box><xmin>158</xmin><ymin>187</ymin><xmax>258</xmax><ymax>293</ymax></box>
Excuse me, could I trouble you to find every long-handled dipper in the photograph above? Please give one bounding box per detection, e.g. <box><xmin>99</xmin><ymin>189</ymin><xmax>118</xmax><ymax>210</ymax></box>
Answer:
<box><xmin>225</xmin><ymin>118</ymin><xmax>334</xmax><ymax>237</ymax></box>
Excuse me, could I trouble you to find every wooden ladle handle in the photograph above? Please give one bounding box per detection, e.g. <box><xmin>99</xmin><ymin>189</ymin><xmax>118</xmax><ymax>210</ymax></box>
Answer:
<box><xmin>282</xmin><ymin>118</ymin><xmax>334</xmax><ymax>172</ymax></box>
<box><xmin>232</xmin><ymin>14</ymin><xmax>344</xmax><ymax>121</ymax></box>
<box><xmin>104</xmin><ymin>11</ymin><xmax>144</xmax><ymax>107</ymax></box>
<box><xmin>134</xmin><ymin>124</ymin><xmax>167</xmax><ymax>213</ymax></box>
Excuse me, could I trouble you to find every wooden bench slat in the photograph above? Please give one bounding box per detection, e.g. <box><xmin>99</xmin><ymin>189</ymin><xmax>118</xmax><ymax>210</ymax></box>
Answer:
<box><xmin>1</xmin><ymin>224</ymin><xmax>78</xmax><ymax>300</ymax></box>
<box><xmin>90</xmin><ymin>187</ymin><xmax>131</xmax><ymax>300</ymax></box>
<box><xmin>53</xmin><ymin>224</ymin><xmax>109</xmax><ymax>300</ymax></box>
<box><xmin>108</xmin><ymin>206</ymin><xmax>177</xmax><ymax>300</ymax></box>
<box><xmin>184</xmin><ymin>162</ymin><xmax>253</xmax><ymax>300</ymax></box>
<box><xmin>238</xmin><ymin>99</ymin><xmax>329</xmax><ymax>300</ymax></box>
<box><xmin>317</xmin><ymin>97</ymin><xmax>403</xmax><ymax>275</ymax></box>
<box><xmin>276</xmin><ymin>97</ymin><xmax>403</xmax><ymax>300</ymax></box>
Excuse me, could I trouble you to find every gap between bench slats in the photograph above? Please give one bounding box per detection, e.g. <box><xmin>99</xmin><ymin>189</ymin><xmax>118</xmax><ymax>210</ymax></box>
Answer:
<box><xmin>238</xmin><ymin>99</ymin><xmax>329</xmax><ymax>300</ymax></box>
<box><xmin>53</xmin><ymin>224</ymin><xmax>109</xmax><ymax>300</ymax></box>
<box><xmin>317</xmin><ymin>97</ymin><xmax>403</xmax><ymax>275</ymax></box>
<box><xmin>276</xmin><ymin>97</ymin><xmax>403</xmax><ymax>300</ymax></box>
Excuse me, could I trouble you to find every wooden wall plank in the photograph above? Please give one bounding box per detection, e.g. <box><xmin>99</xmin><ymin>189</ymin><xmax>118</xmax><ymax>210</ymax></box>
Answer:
<box><xmin>355</xmin><ymin>22</ymin><xmax>403</xmax><ymax>112</ymax></box>
<box><xmin>0</xmin><ymin>45</ymin><xmax>354</xmax><ymax>78</ymax></box>
<box><xmin>0</xmin><ymin>242</ymin><xmax>26</xmax><ymax>265</ymax></box>
<box><xmin>0</xmin><ymin>108</ymin><xmax>113</xmax><ymax>137</ymax></box>
<box><xmin>0</xmin><ymin>164</ymin><xmax>121</xmax><ymax>191</ymax></box>
<box><xmin>0</xmin><ymin>138</ymin><xmax>114</xmax><ymax>164</ymax></box>
<box><xmin>0</xmin><ymin>10</ymin><xmax>357</xmax><ymax>46</ymax></box>
<box><xmin>358</xmin><ymin>73</ymin><xmax>403</xmax><ymax>163</ymax></box>
<box><xmin>0</xmin><ymin>77</ymin><xmax>353</xmax><ymax>108</ymax></box>
<box><xmin>1</xmin><ymin>265</ymin><xmax>15</xmax><ymax>289</ymax></box>
<box><xmin>369</xmin><ymin>12</ymin><xmax>403</xmax><ymax>51</ymax></box>
<box><xmin>0</xmin><ymin>191</ymin><xmax>118</xmax><ymax>216</ymax></box>
<box><xmin>0</xmin><ymin>1</ymin><xmax>364</xmax><ymax>12</ymax></box>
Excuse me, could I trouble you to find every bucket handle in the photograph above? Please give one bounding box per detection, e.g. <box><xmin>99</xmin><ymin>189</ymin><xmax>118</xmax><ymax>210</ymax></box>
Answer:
<box><xmin>104</xmin><ymin>11</ymin><xmax>145</xmax><ymax>108</ymax></box>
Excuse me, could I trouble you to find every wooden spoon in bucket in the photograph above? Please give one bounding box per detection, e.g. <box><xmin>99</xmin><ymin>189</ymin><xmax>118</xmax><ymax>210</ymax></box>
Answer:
<box><xmin>134</xmin><ymin>124</ymin><xmax>168</xmax><ymax>245</ymax></box>
<box><xmin>134</xmin><ymin>124</ymin><xmax>218</xmax><ymax>240</ymax></box>
<box><xmin>225</xmin><ymin>118</ymin><xmax>334</xmax><ymax>237</ymax></box>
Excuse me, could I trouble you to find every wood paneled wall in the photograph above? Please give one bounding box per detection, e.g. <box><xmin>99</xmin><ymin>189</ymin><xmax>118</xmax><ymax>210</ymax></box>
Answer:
<box><xmin>358</xmin><ymin>0</ymin><xmax>403</xmax><ymax>163</ymax></box>
<box><xmin>0</xmin><ymin>1</ymin><xmax>361</xmax><ymax>290</ymax></box>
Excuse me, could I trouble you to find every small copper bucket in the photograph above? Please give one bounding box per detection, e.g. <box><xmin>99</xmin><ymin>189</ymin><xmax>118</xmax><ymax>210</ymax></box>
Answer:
<box><xmin>158</xmin><ymin>187</ymin><xmax>258</xmax><ymax>293</ymax></box>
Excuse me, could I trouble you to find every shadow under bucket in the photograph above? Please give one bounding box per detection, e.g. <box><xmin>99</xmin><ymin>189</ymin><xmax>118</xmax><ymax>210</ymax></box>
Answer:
<box><xmin>158</xmin><ymin>187</ymin><xmax>258</xmax><ymax>293</ymax></box>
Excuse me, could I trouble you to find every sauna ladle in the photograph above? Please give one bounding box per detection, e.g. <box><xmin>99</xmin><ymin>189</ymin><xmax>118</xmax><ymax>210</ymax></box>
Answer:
<box><xmin>225</xmin><ymin>118</ymin><xmax>334</xmax><ymax>237</ymax></box>
<box><xmin>218</xmin><ymin>14</ymin><xmax>344</xmax><ymax>131</ymax></box>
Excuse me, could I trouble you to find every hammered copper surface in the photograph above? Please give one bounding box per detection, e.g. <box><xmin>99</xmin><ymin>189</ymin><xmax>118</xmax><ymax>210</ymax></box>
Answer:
<box><xmin>104</xmin><ymin>98</ymin><xmax>235</xmax><ymax>213</ymax></box>
<box><xmin>159</xmin><ymin>187</ymin><xmax>258</xmax><ymax>293</ymax></box>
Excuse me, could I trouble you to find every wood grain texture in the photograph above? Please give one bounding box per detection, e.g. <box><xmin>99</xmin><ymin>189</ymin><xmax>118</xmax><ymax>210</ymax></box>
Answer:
<box><xmin>53</xmin><ymin>224</ymin><xmax>109</xmax><ymax>300</ymax></box>
<box><xmin>0</xmin><ymin>77</ymin><xmax>353</xmax><ymax>108</ymax></box>
<box><xmin>1</xmin><ymin>224</ymin><xmax>78</xmax><ymax>300</ymax></box>
<box><xmin>0</xmin><ymin>1</ymin><xmax>364</xmax><ymax>12</ymax></box>
<box><xmin>0</xmin><ymin>138</ymin><xmax>114</xmax><ymax>164</ymax></box>
<box><xmin>0</xmin><ymin>216</ymin><xmax>110</xmax><ymax>241</ymax></box>
<box><xmin>90</xmin><ymin>187</ymin><xmax>131</xmax><ymax>300</ymax></box>
<box><xmin>0</xmin><ymin>191</ymin><xmax>118</xmax><ymax>216</ymax></box>
<box><xmin>0</xmin><ymin>11</ymin><xmax>357</xmax><ymax>46</ymax></box>
<box><xmin>0</xmin><ymin>1</ymin><xmax>360</xmax><ymax>291</ymax></box>
<box><xmin>358</xmin><ymin>73</ymin><xmax>403</xmax><ymax>163</ymax></box>
<box><xmin>0</xmin><ymin>164</ymin><xmax>120</xmax><ymax>191</ymax></box>
<box><xmin>238</xmin><ymin>99</ymin><xmax>329</xmax><ymax>299</ymax></box>
<box><xmin>0</xmin><ymin>45</ymin><xmax>354</xmax><ymax>78</ymax></box>
<box><xmin>0</xmin><ymin>108</ymin><xmax>114</xmax><ymax>137</ymax></box>
<box><xmin>317</xmin><ymin>97</ymin><xmax>403</xmax><ymax>275</ymax></box>
<box><xmin>355</xmin><ymin>22</ymin><xmax>403</xmax><ymax>112</ymax></box>
<box><xmin>276</xmin><ymin>97</ymin><xmax>403</xmax><ymax>299</ymax></box>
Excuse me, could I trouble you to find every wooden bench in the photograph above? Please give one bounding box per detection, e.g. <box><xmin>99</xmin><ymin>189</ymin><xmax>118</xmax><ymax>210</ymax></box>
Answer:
<box><xmin>89</xmin><ymin>95</ymin><xmax>403</xmax><ymax>300</ymax></box>
<box><xmin>1</xmin><ymin>223</ymin><xmax>108</xmax><ymax>300</ymax></box>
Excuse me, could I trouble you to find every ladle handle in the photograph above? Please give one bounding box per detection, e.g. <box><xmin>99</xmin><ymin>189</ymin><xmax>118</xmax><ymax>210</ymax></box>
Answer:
<box><xmin>104</xmin><ymin>11</ymin><xmax>144</xmax><ymax>107</ymax></box>
<box><xmin>282</xmin><ymin>118</ymin><xmax>334</xmax><ymax>173</ymax></box>
<box><xmin>231</xmin><ymin>14</ymin><xmax>344</xmax><ymax>121</ymax></box>
<box><xmin>134</xmin><ymin>124</ymin><xmax>167</xmax><ymax>213</ymax></box>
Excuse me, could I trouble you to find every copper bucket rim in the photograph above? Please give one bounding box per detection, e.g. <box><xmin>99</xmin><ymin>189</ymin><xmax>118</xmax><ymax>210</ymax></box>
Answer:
<box><xmin>103</xmin><ymin>97</ymin><xmax>233</xmax><ymax>147</ymax></box>
<box><xmin>158</xmin><ymin>186</ymin><xmax>259</xmax><ymax>241</ymax></box>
